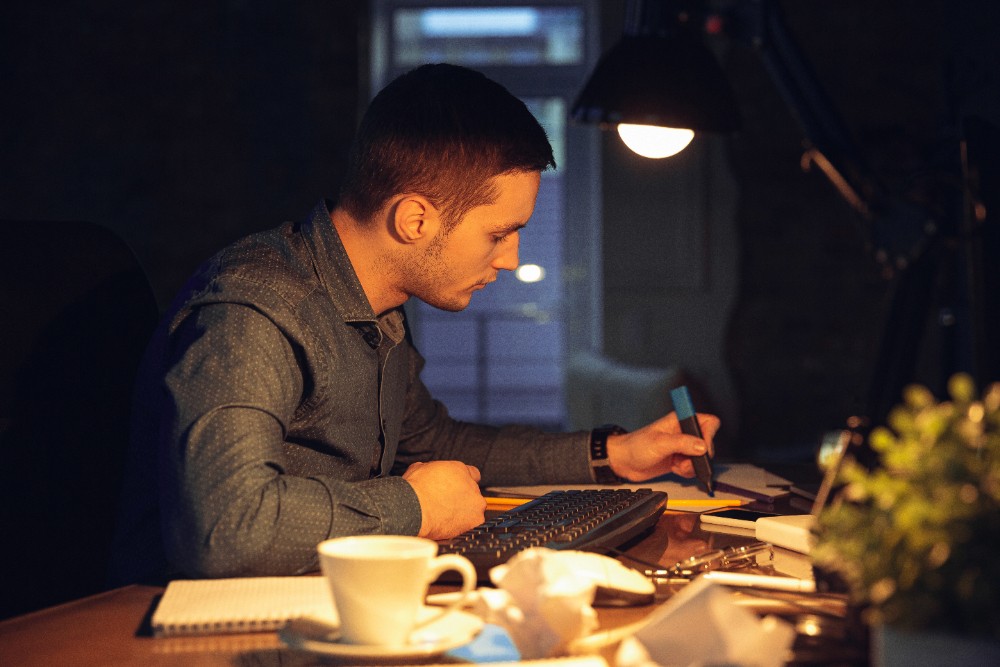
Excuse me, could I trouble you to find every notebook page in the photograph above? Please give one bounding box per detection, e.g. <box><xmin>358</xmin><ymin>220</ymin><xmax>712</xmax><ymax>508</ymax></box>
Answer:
<box><xmin>151</xmin><ymin>576</ymin><xmax>336</xmax><ymax>637</ymax></box>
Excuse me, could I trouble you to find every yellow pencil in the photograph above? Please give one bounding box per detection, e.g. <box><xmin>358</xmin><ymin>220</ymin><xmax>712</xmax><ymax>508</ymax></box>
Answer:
<box><xmin>485</xmin><ymin>496</ymin><xmax>536</xmax><ymax>506</ymax></box>
<box><xmin>667</xmin><ymin>498</ymin><xmax>746</xmax><ymax>508</ymax></box>
<box><xmin>486</xmin><ymin>497</ymin><xmax>746</xmax><ymax>509</ymax></box>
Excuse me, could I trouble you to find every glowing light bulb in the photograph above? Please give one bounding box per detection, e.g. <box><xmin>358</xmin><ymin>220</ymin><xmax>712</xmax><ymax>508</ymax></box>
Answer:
<box><xmin>616</xmin><ymin>123</ymin><xmax>694</xmax><ymax>159</ymax></box>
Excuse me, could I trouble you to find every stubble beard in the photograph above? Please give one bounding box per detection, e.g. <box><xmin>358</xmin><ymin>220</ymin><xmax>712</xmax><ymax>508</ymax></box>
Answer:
<box><xmin>404</xmin><ymin>235</ymin><xmax>471</xmax><ymax>313</ymax></box>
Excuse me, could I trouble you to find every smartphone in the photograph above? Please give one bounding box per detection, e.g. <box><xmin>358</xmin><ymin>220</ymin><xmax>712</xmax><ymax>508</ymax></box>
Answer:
<box><xmin>699</xmin><ymin>508</ymin><xmax>780</xmax><ymax>529</ymax></box>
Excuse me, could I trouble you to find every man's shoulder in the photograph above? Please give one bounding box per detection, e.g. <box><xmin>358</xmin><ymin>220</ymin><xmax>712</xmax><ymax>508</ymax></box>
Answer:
<box><xmin>226</xmin><ymin>222</ymin><xmax>314</xmax><ymax>284</ymax></box>
<box><xmin>191</xmin><ymin>221</ymin><xmax>319</xmax><ymax>310</ymax></box>
<box><xmin>212</xmin><ymin>223</ymin><xmax>318</xmax><ymax>306</ymax></box>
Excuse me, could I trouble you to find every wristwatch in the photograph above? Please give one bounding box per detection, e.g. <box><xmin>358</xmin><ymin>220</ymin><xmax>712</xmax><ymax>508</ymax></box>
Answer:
<box><xmin>590</xmin><ymin>424</ymin><xmax>627</xmax><ymax>484</ymax></box>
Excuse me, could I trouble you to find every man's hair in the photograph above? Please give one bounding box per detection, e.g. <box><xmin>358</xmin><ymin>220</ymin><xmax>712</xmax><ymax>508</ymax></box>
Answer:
<box><xmin>338</xmin><ymin>64</ymin><xmax>556</xmax><ymax>230</ymax></box>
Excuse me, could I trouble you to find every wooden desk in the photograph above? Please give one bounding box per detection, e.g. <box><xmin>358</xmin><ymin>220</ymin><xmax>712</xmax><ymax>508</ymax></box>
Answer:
<box><xmin>0</xmin><ymin>512</ymin><xmax>865</xmax><ymax>666</ymax></box>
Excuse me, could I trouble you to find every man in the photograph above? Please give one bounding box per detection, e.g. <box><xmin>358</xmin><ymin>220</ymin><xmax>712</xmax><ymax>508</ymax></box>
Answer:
<box><xmin>112</xmin><ymin>64</ymin><xmax>718</xmax><ymax>584</ymax></box>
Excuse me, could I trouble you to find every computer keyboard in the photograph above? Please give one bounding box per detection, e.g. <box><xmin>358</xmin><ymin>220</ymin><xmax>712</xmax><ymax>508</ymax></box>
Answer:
<box><xmin>439</xmin><ymin>488</ymin><xmax>667</xmax><ymax>581</ymax></box>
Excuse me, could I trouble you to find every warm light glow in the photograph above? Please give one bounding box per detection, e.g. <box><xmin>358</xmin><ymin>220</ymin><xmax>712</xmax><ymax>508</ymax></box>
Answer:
<box><xmin>616</xmin><ymin>123</ymin><xmax>694</xmax><ymax>159</ymax></box>
<box><xmin>515</xmin><ymin>264</ymin><xmax>545</xmax><ymax>283</ymax></box>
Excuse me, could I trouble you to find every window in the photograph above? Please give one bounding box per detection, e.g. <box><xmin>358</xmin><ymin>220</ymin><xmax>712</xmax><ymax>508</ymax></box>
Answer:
<box><xmin>370</xmin><ymin>1</ymin><xmax>600</xmax><ymax>429</ymax></box>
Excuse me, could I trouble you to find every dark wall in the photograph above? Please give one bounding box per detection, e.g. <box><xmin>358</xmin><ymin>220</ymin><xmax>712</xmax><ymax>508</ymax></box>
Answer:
<box><xmin>2</xmin><ymin>1</ymin><xmax>364</xmax><ymax>308</ymax></box>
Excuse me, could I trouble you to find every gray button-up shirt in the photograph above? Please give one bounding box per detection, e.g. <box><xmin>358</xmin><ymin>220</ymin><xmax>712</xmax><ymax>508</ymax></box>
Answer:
<box><xmin>112</xmin><ymin>200</ymin><xmax>592</xmax><ymax>582</ymax></box>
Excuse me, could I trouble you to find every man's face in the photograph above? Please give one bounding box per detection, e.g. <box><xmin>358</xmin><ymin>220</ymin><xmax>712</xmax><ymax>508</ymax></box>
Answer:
<box><xmin>409</xmin><ymin>170</ymin><xmax>540</xmax><ymax>311</ymax></box>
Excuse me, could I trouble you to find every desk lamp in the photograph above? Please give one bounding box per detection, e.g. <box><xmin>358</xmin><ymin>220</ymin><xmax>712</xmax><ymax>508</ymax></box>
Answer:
<box><xmin>571</xmin><ymin>0</ymin><xmax>873</xmax><ymax>217</ymax></box>
<box><xmin>570</xmin><ymin>0</ymin><xmax>738</xmax><ymax>158</ymax></box>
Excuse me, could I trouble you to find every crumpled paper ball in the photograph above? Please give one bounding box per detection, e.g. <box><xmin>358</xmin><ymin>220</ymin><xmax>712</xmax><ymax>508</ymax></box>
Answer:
<box><xmin>470</xmin><ymin>547</ymin><xmax>600</xmax><ymax>659</ymax></box>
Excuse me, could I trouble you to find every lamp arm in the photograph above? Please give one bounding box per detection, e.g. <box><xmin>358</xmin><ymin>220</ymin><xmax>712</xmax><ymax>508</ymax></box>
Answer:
<box><xmin>717</xmin><ymin>0</ymin><xmax>939</xmax><ymax>272</ymax></box>
<box><xmin>731</xmin><ymin>0</ymin><xmax>881</xmax><ymax>220</ymax></box>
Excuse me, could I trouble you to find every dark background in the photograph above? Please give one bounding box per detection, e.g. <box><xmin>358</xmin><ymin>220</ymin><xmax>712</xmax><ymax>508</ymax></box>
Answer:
<box><xmin>3</xmin><ymin>0</ymin><xmax>998</xmax><ymax>460</ymax></box>
<box><xmin>2</xmin><ymin>1</ymin><xmax>365</xmax><ymax>307</ymax></box>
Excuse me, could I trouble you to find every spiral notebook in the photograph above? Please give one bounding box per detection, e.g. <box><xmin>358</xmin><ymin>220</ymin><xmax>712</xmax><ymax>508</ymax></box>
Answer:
<box><xmin>151</xmin><ymin>576</ymin><xmax>336</xmax><ymax>637</ymax></box>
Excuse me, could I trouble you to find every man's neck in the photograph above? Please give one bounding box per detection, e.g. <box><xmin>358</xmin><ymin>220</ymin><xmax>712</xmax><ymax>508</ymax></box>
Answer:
<box><xmin>329</xmin><ymin>207</ymin><xmax>407</xmax><ymax>316</ymax></box>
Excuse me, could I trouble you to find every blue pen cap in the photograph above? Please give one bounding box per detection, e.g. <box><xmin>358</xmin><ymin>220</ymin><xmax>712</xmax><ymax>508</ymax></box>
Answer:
<box><xmin>670</xmin><ymin>386</ymin><xmax>696</xmax><ymax>420</ymax></box>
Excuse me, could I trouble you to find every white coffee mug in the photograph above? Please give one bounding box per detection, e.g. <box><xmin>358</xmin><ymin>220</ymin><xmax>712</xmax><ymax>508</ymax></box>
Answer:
<box><xmin>317</xmin><ymin>535</ymin><xmax>477</xmax><ymax>646</ymax></box>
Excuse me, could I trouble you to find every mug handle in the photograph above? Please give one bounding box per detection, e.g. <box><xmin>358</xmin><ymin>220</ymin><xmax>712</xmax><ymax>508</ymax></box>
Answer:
<box><xmin>414</xmin><ymin>553</ymin><xmax>477</xmax><ymax>630</ymax></box>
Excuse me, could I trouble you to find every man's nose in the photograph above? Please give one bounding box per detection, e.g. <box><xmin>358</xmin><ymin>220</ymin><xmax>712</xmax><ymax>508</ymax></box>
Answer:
<box><xmin>492</xmin><ymin>233</ymin><xmax>520</xmax><ymax>271</ymax></box>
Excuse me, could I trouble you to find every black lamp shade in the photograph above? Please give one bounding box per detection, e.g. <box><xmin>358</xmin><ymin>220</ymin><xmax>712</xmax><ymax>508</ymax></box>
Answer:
<box><xmin>571</xmin><ymin>30</ymin><xmax>740</xmax><ymax>133</ymax></box>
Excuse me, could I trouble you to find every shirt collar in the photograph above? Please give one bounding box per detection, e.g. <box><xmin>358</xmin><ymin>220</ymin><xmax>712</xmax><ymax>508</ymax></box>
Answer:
<box><xmin>301</xmin><ymin>199</ymin><xmax>406</xmax><ymax>343</ymax></box>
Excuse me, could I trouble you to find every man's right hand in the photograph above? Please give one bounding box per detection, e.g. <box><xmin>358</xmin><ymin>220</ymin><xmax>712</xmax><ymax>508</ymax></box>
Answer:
<box><xmin>402</xmin><ymin>460</ymin><xmax>486</xmax><ymax>540</ymax></box>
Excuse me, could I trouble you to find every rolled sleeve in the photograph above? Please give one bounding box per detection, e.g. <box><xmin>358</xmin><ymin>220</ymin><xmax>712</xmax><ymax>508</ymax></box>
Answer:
<box><xmin>393</xmin><ymin>347</ymin><xmax>595</xmax><ymax>486</ymax></box>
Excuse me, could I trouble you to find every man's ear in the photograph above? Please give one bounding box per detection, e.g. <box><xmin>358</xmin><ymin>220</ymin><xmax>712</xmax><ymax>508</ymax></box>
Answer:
<box><xmin>393</xmin><ymin>194</ymin><xmax>440</xmax><ymax>244</ymax></box>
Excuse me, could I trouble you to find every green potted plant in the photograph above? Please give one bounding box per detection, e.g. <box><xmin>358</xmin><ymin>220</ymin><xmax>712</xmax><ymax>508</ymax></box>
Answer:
<box><xmin>811</xmin><ymin>373</ymin><xmax>1000</xmax><ymax>665</ymax></box>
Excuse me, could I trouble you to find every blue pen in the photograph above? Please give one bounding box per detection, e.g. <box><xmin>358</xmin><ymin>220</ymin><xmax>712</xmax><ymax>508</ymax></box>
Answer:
<box><xmin>670</xmin><ymin>385</ymin><xmax>715</xmax><ymax>496</ymax></box>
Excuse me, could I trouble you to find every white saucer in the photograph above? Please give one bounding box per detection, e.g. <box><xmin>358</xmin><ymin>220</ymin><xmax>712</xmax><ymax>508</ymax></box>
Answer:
<box><xmin>279</xmin><ymin>606</ymin><xmax>484</xmax><ymax>660</ymax></box>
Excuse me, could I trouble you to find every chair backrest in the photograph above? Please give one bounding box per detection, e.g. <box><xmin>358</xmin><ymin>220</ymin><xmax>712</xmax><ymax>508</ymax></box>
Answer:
<box><xmin>0</xmin><ymin>220</ymin><xmax>160</xmax><ymax>619</ymax></box>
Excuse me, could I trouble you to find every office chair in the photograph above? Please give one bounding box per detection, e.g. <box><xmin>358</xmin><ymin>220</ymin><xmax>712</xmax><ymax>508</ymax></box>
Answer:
<box><xmin>0</xmin><ymin>220</ymin><xmax>160</xmax><ymax>619</ymax></box>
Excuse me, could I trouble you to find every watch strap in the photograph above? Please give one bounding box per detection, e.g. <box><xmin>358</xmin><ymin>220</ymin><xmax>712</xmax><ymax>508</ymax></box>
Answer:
<box><xmin>590</xmin><ymin>424</ymin><xmax>627</xmax><ymax>484</ymax></box>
